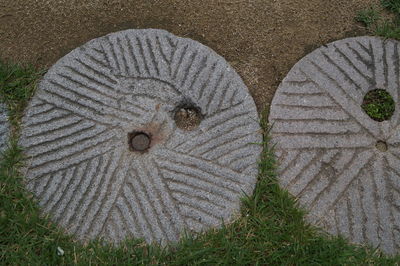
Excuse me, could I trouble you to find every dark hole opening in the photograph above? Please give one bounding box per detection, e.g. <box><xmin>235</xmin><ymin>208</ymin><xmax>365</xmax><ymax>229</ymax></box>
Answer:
<box><xmin>128</xmin><ymin>131</ymin><xmax>151</xmax><ymax>152</ymax></box>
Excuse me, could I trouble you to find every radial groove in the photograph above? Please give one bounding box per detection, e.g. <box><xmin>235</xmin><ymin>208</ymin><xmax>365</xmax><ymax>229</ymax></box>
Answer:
<box><xmin>20</xmin><ymin>29</ymin><xmax>262</xmax><ymax>245</ymax></box>
<box><xmin>269</xmin><ymin>36</ymin><xmax>400</xmax><ymax>255</ymax></box>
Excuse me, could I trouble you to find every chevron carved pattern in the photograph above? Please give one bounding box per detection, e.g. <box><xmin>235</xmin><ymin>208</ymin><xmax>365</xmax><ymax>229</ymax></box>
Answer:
<box><xmin>269</xmin><ymin>37</ymin><xmax>400</xmax><ymax>255</ymax></box>
<box><xmin>20</xmin><ymin>29</ymin><xmax>262</xmax><ymax>245</ymax></box>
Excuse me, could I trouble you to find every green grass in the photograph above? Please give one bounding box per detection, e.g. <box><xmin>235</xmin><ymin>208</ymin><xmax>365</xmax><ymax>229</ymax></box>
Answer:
<box><xmin>361</xmin><ymin>89</ymin><xmax>396</xmax><ymax>121</ymax></box>
<box><xmin>1</xmin><ymin>61</ymin><xmax>400</xmax><ymax>265</ymax></box>
<box><xmin>0</xmin><ymin>61</ymin><xmax>44</xmax><ymax>128</ymax></box>
<box><xmin>382</xmin><ymin>0</ymin><xmax>400</xmax><ymax>14</ymax></box>
<box><xmin>356</xmin><ymin>0</ymin><xmax>400</xmax><ymax>40</ymax></box>
<box><xmin>356</xmin><ymin>7</ymin><xmax>381</xmax><ymax>28</ymax></box>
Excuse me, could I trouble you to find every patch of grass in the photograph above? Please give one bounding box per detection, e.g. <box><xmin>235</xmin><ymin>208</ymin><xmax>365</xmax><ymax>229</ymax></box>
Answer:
<box><xmin>376</xmin><ymin>20</ymin><xmax>400</xmax><ymax>39</ymax></box>
<box><xmin>382</xmin><ymin>0</ymin><xmax>400</xmax><ymax>14</ymax></box>
<box><xmin>356</xmin><ymin>0</ymin><xmax>400</xmax><ymax>40</ymax></box>
<box><xmin>356</xmin><ymin>7</ymin><xmax>381</xmax><ymax>28</ymax></box>
<box><xmin>0</xmin><ymin>60</ymin><xmax>44</xmax><ymax>127</ymax></box>
<box><xmin>1</xmin><ymin>61</ymin><xmax>400</xmax><ymax>264</ymax></box>
<box><xmin>362</xmin><ymin>89</ymin><xmax>396</xmax><ymax>121</ymax></box>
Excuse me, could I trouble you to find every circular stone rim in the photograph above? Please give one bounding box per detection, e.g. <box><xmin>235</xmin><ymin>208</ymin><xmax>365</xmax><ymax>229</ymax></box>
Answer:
<box><xmin>19</xmin><ymin>28</ymin><xmax>262</xmax><ymax>245</ymax></box>
<box><xmin>268</xmin><ymin>36</ymin><xmax>400</xmax><ymax>255</ymax></box>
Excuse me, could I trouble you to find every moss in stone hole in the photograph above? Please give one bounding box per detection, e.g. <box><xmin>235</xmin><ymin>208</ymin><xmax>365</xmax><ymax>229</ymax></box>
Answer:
<box><xmin>361</xmin><ymin>89</ymin><xmax>395</xmax><ymax>121</ymax></box>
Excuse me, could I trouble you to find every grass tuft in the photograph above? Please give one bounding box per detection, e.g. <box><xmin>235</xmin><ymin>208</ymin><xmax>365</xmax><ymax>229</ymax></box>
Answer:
<box><xmin>356</xmin><ymin>0</ymin><xmax>400</xmax><ymax>40</ymax></box>
<box><xmin>381</xmin><ymin>0</ymin><xmax>400</xmax><ymax>14</ymax></box>
<box><xmin>0</xmin><ymin>60</ymin><xmax>44</xmax><ymax>127</ymax></box>
<box><xmin>376</xmin><ymin>19</ymin><xmax>400</xmax><ymax>39</ymax></box>
<box><xmin>361</xmin><ymin>89</ymin><xmax>396</xmax><ymax>121</ymax></box>
<box><xmin>356</xmin><ymin>7</ymin><xmax>381</xmax><ymax>28</ymax></box>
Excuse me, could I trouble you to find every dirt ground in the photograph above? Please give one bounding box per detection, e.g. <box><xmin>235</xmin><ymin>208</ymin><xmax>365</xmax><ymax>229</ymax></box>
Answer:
<box><xmin>0</xmin><ymin>0</ymin><xmax>379</xmax><ymax>111</ymax></box>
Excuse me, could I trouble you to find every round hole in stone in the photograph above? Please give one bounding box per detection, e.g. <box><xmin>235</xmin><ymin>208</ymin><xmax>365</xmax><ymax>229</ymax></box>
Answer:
<box><xmin>361</xmin><ymin>89</ymin><xmax>395</xmax><ymax>122</ymax></box>
<box><xmin>375</xmin><ymin>140</ymin><xmax>388</xmax><ymax>152</ymax></box>
<box><xmin>128</xmin><ymin>131</ymin><xmax>151</xmax><ymax>152</ymax></box>
<box><xmin>173</xmin><ymin>104</ymin><xmax>203</xmax><ymax>131</ymax></box>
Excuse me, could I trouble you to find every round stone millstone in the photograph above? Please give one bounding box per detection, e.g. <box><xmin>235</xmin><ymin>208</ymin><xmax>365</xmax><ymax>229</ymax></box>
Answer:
<box><xmin>269</xmin><ymin>36</ymin><xmax>400</xmax><ymax>255</ymax></box>
<box><xmin>20</xmin><ymin>29</ymin><xmax>262</xmax><ymax>244</ymax></box>
<box><xmin>0</xmin><ymin>103</ymin><xmax>10</xmax><ymax>154</ymax></box>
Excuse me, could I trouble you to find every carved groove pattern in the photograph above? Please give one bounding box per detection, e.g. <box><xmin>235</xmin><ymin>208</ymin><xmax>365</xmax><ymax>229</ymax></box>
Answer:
<box><xmin>20</xmin><ymin>29</ymin><xmax>262</xmax><ymax>244</ymax></box>
<box><xmin>0</xmin><ymin>103</ymin><xmax>9</xmax><ymax>154</ymax></box>
<box><xmin>269</xmin><ymin>37</ymin><xmax>400</xmax><ymax>255</ymax></box>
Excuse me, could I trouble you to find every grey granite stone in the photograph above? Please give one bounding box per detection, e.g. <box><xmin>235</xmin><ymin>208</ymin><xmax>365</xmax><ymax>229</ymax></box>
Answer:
<box><xmin>19</xmin><ymin>29</ymin><xmax>262</xmax><ymax>245</ymax></box>
<box><xmin>269</xmin><ymin>36</ymin><xmax>400</xmax><ymax>255</ymax></box>
<box><xmin>0</xmin><ymin>103</ymin><xmax>10</xmax><ymax>154</ymax></box>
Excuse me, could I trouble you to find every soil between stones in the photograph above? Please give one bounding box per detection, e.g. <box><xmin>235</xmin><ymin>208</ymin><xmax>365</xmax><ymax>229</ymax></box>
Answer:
<box><xmin>18</xmin><ymin>29</ymin><xmax>262</xmax><ymax>245</ymax></box>
<box><xmin>0</xmin><ymin>0</ymin><xmax>379</xmax><ymax>111</ymax></box>
<box><xmin>269</xmin><ymin>36</ymin><xmax>400</xmax><ymax>255</ymax></box>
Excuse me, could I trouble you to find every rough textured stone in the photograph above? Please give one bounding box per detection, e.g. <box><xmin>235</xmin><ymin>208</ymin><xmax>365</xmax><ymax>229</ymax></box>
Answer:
<box><xmin>19</xmin><ymin>29</ymin><xmax>262</xmax><ymax>245</ymax></box>
<box><xmin>269</xmin><ymin>36</ymin><xmax>400</xmax><ymax>255</ymax></box>
<box><xmin>0</xmin><ymin>103</ymin><xmax>10</xmax><ymax>154</ymax></box>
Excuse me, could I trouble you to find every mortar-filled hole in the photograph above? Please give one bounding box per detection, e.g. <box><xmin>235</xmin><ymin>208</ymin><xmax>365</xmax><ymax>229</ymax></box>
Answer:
<box><xmin>128</xmin><ymin>131</ymin><xmax>151</xmax><ymax>152</ymax></box>
<box><xmin>173</xmin><ymin>104</ymin><xmax>203</xmax><ymax>131</ymax></box>
<box><xmin>375</xmin><ymin>140</ymin><xmax>388</xmax><ymax>152</ymax></box>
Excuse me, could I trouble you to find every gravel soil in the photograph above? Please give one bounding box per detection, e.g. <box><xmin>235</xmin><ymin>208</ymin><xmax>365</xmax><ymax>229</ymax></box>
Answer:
<box><xmin>0</xmin><ymin>0</ymin><xmax>378</xmax><ymax>110</ymax></box>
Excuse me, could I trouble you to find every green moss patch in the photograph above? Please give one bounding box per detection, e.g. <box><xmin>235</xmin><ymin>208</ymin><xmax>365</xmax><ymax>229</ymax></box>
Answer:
<box><xmin>361</xmin><ymin>89</ymin><xmax>395</xmax><ymax>121</ymax></box>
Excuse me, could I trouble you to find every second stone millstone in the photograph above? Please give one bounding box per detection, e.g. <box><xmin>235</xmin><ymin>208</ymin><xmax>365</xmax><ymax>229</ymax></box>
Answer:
<box><xmin>269</xmin><ymin>36</ymin><xmax>400</xmax><ymax>255</ymax></box>
<box><xmin>19</xmin><ymin>29</ymin><xmax>262</xmax><ymax>245</ymax></box>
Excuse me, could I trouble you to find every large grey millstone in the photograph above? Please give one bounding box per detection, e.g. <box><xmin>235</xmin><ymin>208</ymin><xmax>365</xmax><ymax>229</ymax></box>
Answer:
<box><xmin>0</xmin><ymin>103</ymin><xmax>10</xmax><ymax>154</ymax></box>
<box><xmin>19</xmin><ymin>29</ymin><xmax>262</xmax><ymax>245</ymax></box>
<box><xmin>269</xmin><ymin>36</ymin><xmax>400</xmax><ymax>255</ymax></box>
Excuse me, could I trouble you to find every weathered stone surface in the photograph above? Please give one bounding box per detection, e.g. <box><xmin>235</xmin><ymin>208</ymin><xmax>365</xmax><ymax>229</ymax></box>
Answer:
<box><xmin>269</xmin><ymin>36</ymin><xmax>400</xmax><ymax>255</ymax></box>
<box><xmin>20</xmin><ymin>29</ymin><xmax>262</xmax><ymax>245</ymax></box>
<box><xmin>0</xmin><ymin>103</ymin><xmax>10</xmax><ymax>154</ymax></box>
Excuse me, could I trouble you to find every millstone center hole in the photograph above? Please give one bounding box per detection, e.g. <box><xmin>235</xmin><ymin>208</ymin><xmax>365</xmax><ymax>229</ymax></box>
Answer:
<box><xmin>375</xmin><ymin>140</ymin><xmax>388</xmax><ymax>152</ymax></box>
<box><xmin>174</xmin><ymin>105</ymin><xmax>203</xmax><ymax>131</ymax></box>
<box><xmin>128</xmin><ymin>131</ymin><xmax>151</xmax><ymax>152</ymax></box>
<box><xmin>361</xmin><ymin>89</ymin><xmax>395</xmax><ymax>122</ymax></box>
